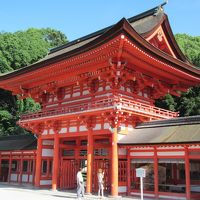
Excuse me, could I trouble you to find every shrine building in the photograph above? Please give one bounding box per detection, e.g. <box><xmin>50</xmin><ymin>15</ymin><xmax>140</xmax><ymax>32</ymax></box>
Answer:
<box><xmin>0</xmin><ymin>3</ymin><xmax>200</xmax><ymax>200</ymax></box>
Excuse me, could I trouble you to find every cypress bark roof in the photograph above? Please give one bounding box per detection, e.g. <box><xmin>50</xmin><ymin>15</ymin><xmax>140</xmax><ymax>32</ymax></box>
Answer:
<box><xmin>0</xmin><ymin>135</ymin><xmax>37</xmax><ymax>151</ymax></box>
<box><xmin>118</xmin><ymin>116</ymin><xmax>200</xmax><ymax>145</ymax></box>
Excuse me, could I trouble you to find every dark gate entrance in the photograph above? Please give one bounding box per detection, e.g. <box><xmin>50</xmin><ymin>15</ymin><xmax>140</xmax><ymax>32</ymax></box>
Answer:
<box><xmin>0</xmin><ymin>160</ymin><xmax>9</xmax><ymax>182</ymax></box>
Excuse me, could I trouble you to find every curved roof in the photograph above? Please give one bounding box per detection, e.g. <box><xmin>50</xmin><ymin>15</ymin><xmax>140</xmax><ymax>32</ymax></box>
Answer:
<box><xmin>0</xmin><ymin>4</ymin><xmax>199</xmax><ymax>88</ymax></box>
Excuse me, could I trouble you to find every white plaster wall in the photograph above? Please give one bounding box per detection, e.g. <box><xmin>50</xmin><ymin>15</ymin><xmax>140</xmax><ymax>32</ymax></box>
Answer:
<box><xmin>69</xmin><ymin>126</ymin><xmax>77</xmax><ymax>132</ymax></box>
<box><xmin>157</xmin><ymin>151</ymin><xmax>185</xmax><ymax>156</ymax></box>
<box><xmin>158</xmin><ymin>195</ymin><xmax>186</xmax><ymax>200</ymax></box>
<box><xmin>83</xmin><ymin>90</ymin><xmax>89</xmax><ymax>95</ymax></box>
<box><xmin>93</xmin><ymin>124</ymin><xmax>101</xmax><ymax>130</ymax></box>
<box><xmin>189</xmin><ymin>145</ymin><xmax>200</xmax><ymax>149</ymax></box>
<box><xmin>72</xmin><ymin>92</ymin><xmax>80</xmax><ymax>97</ymax></box>
<box><xmin>54</xmin><ymin>96</ymin><xmax>58</xmax><ymax>101</ymax></box>
<box><xmin>130</xmin><ymin>152</ymin><xmax>154</xmax><ymax>156</ymax></box>
<box><xmin>29</xmin><ymin>175</ymin><xmax>33</xmax><ymax>182</ymax></box>
<box><xmin>49</xmin><ymin>129</ymin><xmax>55</xmax><ymax>134</ymax></box>
<box><xmin>22</xmin><ymin>174</ymin><xmax>28</xmax><ymax>182</ymax></box>
<box><xmin>118</xmin><ymin>148</ymin><xmax>127</xmax><ymax>156</ymax></box>
<box><xmin>104</xmin><ymin>123</ymin><xmax>110</xmax><ymax>129</ymax></box>
<box><xmin>46</xmin><ymin>104</ymin><xmax>58</xmax><ymax>108</ymax></box>
<box><xmin>42</xmin><ymin>149</ymin><xmax>54</xmax><ymax>157</ymax></box>
<box><xmin>40</xmin><ymin>180</ymin><xmax>52</xmax><ymax>185</ymax></box>
<box><xmin>59</xmin><ymin>128</ymin><xmax>67</xmax><ymax>134</ymax></box>
<box><xmin>158</xmin><ymin>146</ymin><xmax>184</xmax><ymax>150</ymax></box>
<box><xmin>105</xmin><ymin>85</ymin><xmax>110</xmax><ymax>90</ymax></box>
<box><xmin>118</xmin><ymin>186</ymin><xmax>127</xmax><ymax>193</ymax></box>
<box><xmin>10</xmin><ymin>174</ymin><xmax>18</xmax><ymax>181</ymax></box>
<box><xmin>127</xmin><ymin>88</ymin><xmax>131</xmax><ymax>92</ymax></box>
<box><xmin>98</xmin><ymin>87</ymin><xmax>103</xmax><ymax>92</ymax></box>
<box><xmin>120</xmin><ymin>86</ymin><xmax>125</xmax><ymax>91</ymax></box>
<box><xmin>80</xmin><ymin>125</ymin><xmax>87</xmax><ymax>132</ymax></box>
<box><xmin>42</xmin><ymin>130</ymin><xmax>48</xmax><ymax>135</ymax></box>
<box><xmin>118</xmin><ymin>134</ymin><xmax>127</xmax><ymax>141</ymax></box>
<box><xmin>43</xmin><ymin>140</ymin><xmax>54</xmax><ymax>145</ymax></box>
<box><xmin>64</xmin><ymin>94</ymin><xmax>71</xmax><ymax>99</ymax></box>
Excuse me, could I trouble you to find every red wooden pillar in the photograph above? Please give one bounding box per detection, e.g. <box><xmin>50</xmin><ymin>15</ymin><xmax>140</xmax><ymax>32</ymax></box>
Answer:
<box><xmin>32</xmin><ymin>153</ymin><xmax>36</xmax><ymax>185</ymax></box>
<box><xmin>52</xmin><ymin>134</ymin><xmax>60</xmax><ymax>190</ymax></box>
<box><xmin>19</xmin><ymin>154</ymin><xmax>23</xmax><ymax>183</ymax></box>
<box><xmin>86</xmin><ymin>129</ymin><xmax>93</xmax><ymax>194</ymax></box>
<box><xmin>173</xmin><ymin>163</ymin><xmax>177</xmax><ymax>183</ymax></box>
<box><xmin>185</xmin><ymin>146</ymin><xmax>191</xmax><ymax>200</ymax></box>
<box><xmin>35</xmin><ymin>136</ymin><xmax>42</xmax><ymax>187</ymax></box>
<box><xmin>0</xmin><ymin>152</ymin><xmax>2</xmax><ymax>179</ymax></box>
<box><xmin>153</xmin><ymin>146</ymin><xmax>159</xmax><ymax>199</ymax></box>
<box><xmin>8</xmin><ymin>152</ymin><xmax>12</xmax><ymax>183</ymax></box>
<box><xmin>127</xmin><ymin>147</ymin><xmax>131</xmax><ymax>195</ymax></box>
<box><xmin>111</xmin><ymin>127</ymin><xmax>119</xmax><ymax>197</ymax></box>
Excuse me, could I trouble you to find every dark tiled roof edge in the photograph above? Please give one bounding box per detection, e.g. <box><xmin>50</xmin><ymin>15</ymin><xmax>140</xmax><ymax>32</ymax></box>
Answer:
<box><xmin>136</xmin><ymin>115</ymin><xmax>200</xmax><ymax>129</ymax></box>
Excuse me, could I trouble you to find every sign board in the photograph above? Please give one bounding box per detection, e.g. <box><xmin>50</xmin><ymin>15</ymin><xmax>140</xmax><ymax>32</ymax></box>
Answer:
<box><xmin>136</xmin><ymin>168</ymin><xmax>146</xmax><ymax>178</ymax></box>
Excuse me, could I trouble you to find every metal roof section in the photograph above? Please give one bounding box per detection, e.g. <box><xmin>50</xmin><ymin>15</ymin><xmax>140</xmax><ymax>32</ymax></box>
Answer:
<box><xmin>136</xmin><ymin>115</ymin><xmax>200</xmax><ymax>128</ymax></box>
<box><xmin>118</xmin><ymin>115</ymin><xmax>200</xmax><ymax>145</ymax></box>
<box><xmin>49</xmin><ymin>3</ymin><xmax>166</xmax><ymax>54</ymax></box>
<box><xmin>0</xmin><ymin>135</ymin><xmax>37</xmax><ymax>151</ymax></box>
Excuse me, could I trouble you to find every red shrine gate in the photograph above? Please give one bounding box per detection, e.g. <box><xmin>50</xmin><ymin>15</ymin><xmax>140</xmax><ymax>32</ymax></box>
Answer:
<box><xmin>0</xmin><ymin>4</ymin><xmax>199</xmax><ymax>199</ymax></box>
<box><xmin>57</xmin><ymin>137</ymin><xmax>111</xmax><ymax>192</ymax></box>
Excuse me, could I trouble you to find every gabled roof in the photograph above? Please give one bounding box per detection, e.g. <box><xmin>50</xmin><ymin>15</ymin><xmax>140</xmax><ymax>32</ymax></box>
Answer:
<box><xmin>118</xmin><ymin>115</ymin><xmax>200</xmax><ymax>145</ymax></box>
<box><xmin>0</xmin><ymin>135</ymin><xmax>37</xmax><ymax>151</ymax></box>
<box><xmin>42</xmin><ymin>3</ymin><xmax>187</xmax><ymax>63</ymax></box>
<box><xmin>0</xmin><ymin>3</ymin><xmax>199</xmax><ymax>88</ymax></box>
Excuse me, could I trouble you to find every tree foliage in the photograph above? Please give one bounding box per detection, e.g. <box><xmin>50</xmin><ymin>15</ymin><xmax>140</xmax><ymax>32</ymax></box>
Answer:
<box><xmin>0</xmin><ymin>28</ymin><xmax>67</xmax><ymax>136</ymax></box>
<box><xmin>156</xmin><ymin>34</ymin><xmax>200</xmax><ymax>116</ymax></box>
<box><xmin>175</xmin><ymin>34</ymin><xmax>200</xmax><ymax>68</ymax></box>
<box><xmin>0</xmin><ymin>28</ymin><xmax>67</xmax><ymax>73</ymax></box>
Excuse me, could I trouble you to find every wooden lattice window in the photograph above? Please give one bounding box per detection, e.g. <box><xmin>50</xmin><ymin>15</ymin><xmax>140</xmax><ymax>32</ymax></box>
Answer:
<box><xmin>118</xmin><ymin>160</ymin><xmax>127</xmax><ymax>182</ymax></box>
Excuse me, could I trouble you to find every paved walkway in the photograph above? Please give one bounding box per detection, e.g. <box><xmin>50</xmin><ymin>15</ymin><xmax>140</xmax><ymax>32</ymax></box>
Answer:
<box><xmin>0</xmin><ymin>183</ymin><xmax>153</xmax><ymax>200</ymax></box>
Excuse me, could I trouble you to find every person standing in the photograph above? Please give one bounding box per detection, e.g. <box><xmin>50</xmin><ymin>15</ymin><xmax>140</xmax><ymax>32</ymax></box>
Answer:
<box><xmin>77</xmin><ymin>168</ymin><xmax>85</xmax><ymax>199</ymax></box>
<box><xmin>97</xmin><ymin>168</ymin><xmax>104</xmax><ymax>198</ymax></box>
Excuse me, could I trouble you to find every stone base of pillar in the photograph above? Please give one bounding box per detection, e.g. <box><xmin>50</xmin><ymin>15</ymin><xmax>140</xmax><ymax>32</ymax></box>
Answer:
<box><xmin>85</xmin><ymin>192</ymin><xmax>92</xmax><ymax>195</ymax></box>
<box><xmin>108</xmin><ymin>195</ymin><xmax>122</xmax><ymax>199</ymax></box>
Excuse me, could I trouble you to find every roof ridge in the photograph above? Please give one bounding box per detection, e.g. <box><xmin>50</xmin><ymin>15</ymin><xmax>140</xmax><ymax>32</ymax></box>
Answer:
<box><xmin>49</xmin><ymin>3</ymin><xmax>166</xmax><ymax>54</ymax></box>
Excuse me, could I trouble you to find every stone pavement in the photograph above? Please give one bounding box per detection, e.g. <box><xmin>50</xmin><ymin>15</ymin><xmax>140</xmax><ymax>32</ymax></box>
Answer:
<box><xmin>0</xmin><ymin>183</ymin><xmax>153</xmax><ymax>200</ymax></box>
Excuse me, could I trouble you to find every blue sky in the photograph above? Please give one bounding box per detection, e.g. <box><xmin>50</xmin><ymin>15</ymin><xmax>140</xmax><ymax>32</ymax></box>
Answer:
<box><xmin>0</xmin><ymin>0</ymin><xmax>199</xmax><ymax>41</ymax></box>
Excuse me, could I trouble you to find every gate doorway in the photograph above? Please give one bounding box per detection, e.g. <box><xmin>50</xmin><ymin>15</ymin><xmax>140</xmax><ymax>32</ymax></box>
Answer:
<box><xmin>0</xmin><ymin>160</ymin><xmax>9</xmax><ymax>182</ymax></box>
<box><xmin>93</xmin><ymin>159</ymin><xmax>110</xmax><ymax>193</ymax></box>
<box><xmin>60</xmin><ymin>159</ymin><xmax>87</xmax><ymax>189</ymax></box>
<box><xmin>60</xmin><ymin>159</ymin><xmax>78</xmax><ymax>189</ymax></box>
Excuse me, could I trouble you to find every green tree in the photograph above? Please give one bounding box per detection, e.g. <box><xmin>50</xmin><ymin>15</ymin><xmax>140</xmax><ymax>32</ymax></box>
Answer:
<box><xmin>0</xmin><ymin>28</ymin><xmax>67</xmax><ymax>135</ymax></box>
<box><xmin>156</xmin><ymin>34</ymin><xmax>200</xmax><ymax>116</ymax></box>
<box><xmin>175</xmin><ymin>34</ymin><xmax>200</xmax><ymax>68</ymax></box>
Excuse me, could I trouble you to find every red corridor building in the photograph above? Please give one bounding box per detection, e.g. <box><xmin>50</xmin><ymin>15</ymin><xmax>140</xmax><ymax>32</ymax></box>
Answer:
<box><xmin>0</xmin><ymin>4</ymin><xmax>200</xmax><ymax>200</ymax></box>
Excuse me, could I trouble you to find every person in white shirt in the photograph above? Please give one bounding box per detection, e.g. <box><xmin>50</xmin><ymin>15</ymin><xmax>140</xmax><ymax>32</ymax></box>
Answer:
<box><xmin>77</xmin><ymin>168</ymin><xmax>85</xmax><ymax>199</ymax></box>
<box><xmin>97</xmin><ymin>168</ymin><xmax>104</xmax><ymax>198</ymax></box>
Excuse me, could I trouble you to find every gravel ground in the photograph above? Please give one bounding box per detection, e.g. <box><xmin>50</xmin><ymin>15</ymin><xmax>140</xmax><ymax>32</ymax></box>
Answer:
<box><xmin>0</xmin><ymin>183</ymin><xmax>152</xmax><ymax>200</ymax></box>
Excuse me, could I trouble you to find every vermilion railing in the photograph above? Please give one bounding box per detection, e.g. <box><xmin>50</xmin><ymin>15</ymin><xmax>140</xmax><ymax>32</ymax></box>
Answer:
<box><xmin>20</xmin><ymin>96</ymin><xmax>178</xmax><ymax>121</ymax></box>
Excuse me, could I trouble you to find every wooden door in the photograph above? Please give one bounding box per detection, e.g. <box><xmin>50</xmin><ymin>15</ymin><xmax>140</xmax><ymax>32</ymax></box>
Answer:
<box><xmin>60</xmin><ymin>159</ymin><xmax>78</xmax><ymax>189</ymax></box>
